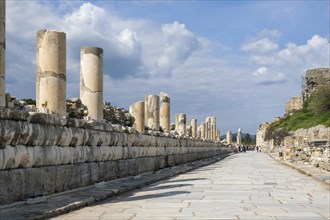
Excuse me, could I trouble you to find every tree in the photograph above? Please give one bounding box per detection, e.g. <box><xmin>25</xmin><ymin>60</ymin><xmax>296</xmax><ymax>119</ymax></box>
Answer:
<box><xmin>243</xmin><ymin>133</ymin><xmax>252</xmax><ymax>144</ymax></box>
<box><xmin>232</xmin><ymin>135</ymin><xmax>237</xmax><ymax>142</ymax></box>
<box><xmin>264</xmin><ymin>127</ymin><xmax>289</xmax><ymax>146</ymax></box>
<box><xmin>307</xmin><ymin>85</ymin><xmax>330</xmax><ymax>114</ymax></box>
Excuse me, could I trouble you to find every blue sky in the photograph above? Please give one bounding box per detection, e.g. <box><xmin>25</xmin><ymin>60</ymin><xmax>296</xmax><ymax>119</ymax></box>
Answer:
<box><xmin>5</xmin><ymin>0</ymin><xmax>330</xmax><ymax>134</ymax></box>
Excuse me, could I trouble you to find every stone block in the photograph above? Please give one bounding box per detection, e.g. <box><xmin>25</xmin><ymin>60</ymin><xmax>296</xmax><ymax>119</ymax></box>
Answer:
<box><xmin>29</xmin><ymin>112</ymin><xmax>67</xmax><ymax>126</ymax></box>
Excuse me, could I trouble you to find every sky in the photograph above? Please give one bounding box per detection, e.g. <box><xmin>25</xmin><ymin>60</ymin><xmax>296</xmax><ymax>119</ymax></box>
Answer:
<box><xmin>4</xmin><ymin>0</ymin><xmax>330</xmax><ymax>134</ymax></box>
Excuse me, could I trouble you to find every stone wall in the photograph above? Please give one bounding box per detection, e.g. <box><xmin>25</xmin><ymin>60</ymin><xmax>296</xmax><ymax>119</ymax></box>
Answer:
<box><xmin>285</xmin><ymin>96</ymin><xmax>302</xmax><ymax>115</ymax></box>
<box><xmin>303</xmin><ymin>68</ymin><xmax>330</xmax><ymax>101</ymax></box>
<box><xmin>283</xmin><ymin>125</ymin><xmax>329</xmax><ymax>171</ymax></box>
<box><xmin>0</xmin><ymin>108</ymin><xmax>231</xmax><ymax>205</ymax></box>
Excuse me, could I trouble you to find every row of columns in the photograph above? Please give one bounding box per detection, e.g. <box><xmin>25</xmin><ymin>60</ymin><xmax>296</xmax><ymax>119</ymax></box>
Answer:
<box><xmin>0</xmin><ymin>2</ymin><xmax>233</xmax><ymax>143</ymax></box>
<box><xmin>36</xmin><ymin>29</ymin><xmax>103</xmax><ymax>120</ymax></box>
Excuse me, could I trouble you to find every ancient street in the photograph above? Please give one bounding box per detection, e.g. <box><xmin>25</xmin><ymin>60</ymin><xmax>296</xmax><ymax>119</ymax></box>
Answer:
<box><xmin>53</xmin><ymin>152</ymin><xmax>330</xmax><ymax>220</ymax></box>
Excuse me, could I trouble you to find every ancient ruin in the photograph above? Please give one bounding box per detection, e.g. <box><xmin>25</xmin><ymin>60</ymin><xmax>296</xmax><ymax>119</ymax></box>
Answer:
<box><xmin>285</xmin><ymin>96</ymin><xmax>302</xmax><ymax>115</ymax></box>
<box><xmin>80</xmin><ymin>47</ymin><xmax>104</xmax><ymax>121</ymax></box>
<box><xmin>226</xmin><ymin>130</ymin><xmax>232</xmax><ymax>144</ymax></box>
<box><xmin>0</xmin><ymin>2</ymin><xmax>232</xmax><ymax>206</ymax></box>
<box><xmin>144</xmin><ymin>95</ymin><xmax>160</xmax><ymax>131</ymax></box>
<box><xmin>176</xmin><ymin>113</ymin><xmax>186</xmax><ymax>136</ymax></box>
<box><xmin>190</xmin><ymin>118</ymin><xmax>197</xmax><ymax>138</ymax></box>
<box><xmin>129</xmin><ymin>101</ymin><xmax>145</xmax><ymax>134</ymax></box>
<box><xmin>159</xmin><ymin>92</ymin><xmax>170</xmax><ymax>133</ymax></box>
<box><xmin>237</xmin><ymin>128</ymin><xmax>242</xmax><ymax>145</ymax></box>
<box><xmin>36</xmin><ymin>30</ymin><xmax>66</xmax><ymax>115</ymax></box>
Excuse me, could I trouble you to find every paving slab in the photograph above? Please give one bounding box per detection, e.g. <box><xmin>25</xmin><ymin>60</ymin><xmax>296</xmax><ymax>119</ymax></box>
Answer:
<box><xmin>49</xmin><ymin>151</ymin><xmax>330</xmax><ymax>220</ymax></box>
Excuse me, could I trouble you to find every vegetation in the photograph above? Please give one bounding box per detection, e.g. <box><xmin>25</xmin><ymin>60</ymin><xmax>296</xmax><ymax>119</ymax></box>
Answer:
<box><xmin>20</xmin><ymin>98</ymin><xmax>36</xmax><ymax>105</ymax></box>
<box><xmin>242</xmin><ymin>133</ymin><xmax>256</xmax><ymax>145</ymax></box>
<box><xmin>264</xmin><ymin>86</ymin><xmax>330</xmax><ymax>144</ymax></box>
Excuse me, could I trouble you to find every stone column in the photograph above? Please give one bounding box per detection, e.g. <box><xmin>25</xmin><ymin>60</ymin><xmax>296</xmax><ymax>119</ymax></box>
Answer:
<box><xmin>36</xmin><ymin>30</ymin><xmax>66</xmax><ymax>115</ymax></box>
<box><xmin>144</xmin><ymin>95</ymin><xmax>160</xmax><ymax>130</ymax></box>
<box><xmin>237</xmin><ymin>128</ymin><xmax>242</xmax><ymax>145</ymax></box>
<box><xmin>176</xmin><ymin>113</ymin><xmax>186</xmax><ymax>136</ymax></box>
<box><xmin>200</xmin><ymin>123</ymin><xmax>206</xmax><ymax>139</ymax></box>
<box><xmin>226</xmin><ymin>130</ymin><xmax>232</xmax><ymax>144</ymax></box>
<box><xmin>129</xmin><ymin>101</ymin><xmax>145</xmax><ymax>134</ymax></box>
<box><xmin>205</xmin><ymin>117</ymin><xmax>211</xmax><ymax>140</ymax></box>
<box><xmin>197</xmin><ymin>126</ymin><xmax>201</xmax><ymax>138</ymax></box>
<box><xmin>211</xmin><ymin>116</ymin><xmax>216</xmax><ymax>140</ymax></box>
<box><xmin>190</xmin><ymin>118</ymin><xmax>197</xmax><ymax>138</ymax></box>
<box><xmin>0</xmin><ymin>1</ymin><xmax>5</xmax><ymax>107</ymax></box>
<box><xmin>160</xmin><ymin>92</ymin><xmax>170</xmax><ymax>133</ymax></box>
<box><xmin>216</xmin><ymin>129</ymin><xmax>220</xmax><ymax>141</ymax></box>
<box><xmin>80</xmin><ymin>47</ymin><xmax>103</xmax><ymax>121</ymax></box>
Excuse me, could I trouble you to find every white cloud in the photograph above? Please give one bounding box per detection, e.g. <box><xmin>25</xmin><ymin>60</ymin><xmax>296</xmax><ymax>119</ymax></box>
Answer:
<box><xmin>249</xmin><ymin>35</ymin><xmax>329</xmax><ymax>68</ymax></box>
<box><xmin>241</xmin><ymin>38</ymin><xmax>279</xmax><ymax>53</ymax></box>
<box><xmin>252</xmin><ymin>67</ymin><xmax>285</xmax><ymax>85</ymax></box>
<box><xmin>258</xmin><ymin>29</ymin><xmax>282</xmax><ymax>38</ymax></box>
<box><xmin>156</xmin><ymin>21</ymin><xmax>200</xmax><ymax>76</ymax></box>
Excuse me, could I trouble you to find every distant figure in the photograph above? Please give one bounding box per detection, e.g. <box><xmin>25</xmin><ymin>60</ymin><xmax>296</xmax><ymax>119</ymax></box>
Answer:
<box><xmin>238</xmin><ymin>146</ymin><xmax>241</xmax><ymax>152</ymax></box>
<box><xmin>256</xmin><ymin>146</ymin><xmax>259</xmax><ymax>153</ymax></box>
<box><xmin>242</xmin><ymin>145</ymin><xmax>246</xmax><ymax>153</ymax></box>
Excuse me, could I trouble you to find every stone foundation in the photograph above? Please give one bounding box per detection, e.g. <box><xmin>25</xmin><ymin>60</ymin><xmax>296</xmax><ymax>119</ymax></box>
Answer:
<box><xmin>0</xmin><ymin>108</ymin><xmax>230</xmax><ymax>205</ymax></box>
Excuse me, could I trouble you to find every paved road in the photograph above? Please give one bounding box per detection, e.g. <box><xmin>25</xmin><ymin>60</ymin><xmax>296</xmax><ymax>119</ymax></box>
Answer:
<box><xmin>53</xmin><ymin>152</ymin><xmax>330</xmax><ymax>220</ymax></box>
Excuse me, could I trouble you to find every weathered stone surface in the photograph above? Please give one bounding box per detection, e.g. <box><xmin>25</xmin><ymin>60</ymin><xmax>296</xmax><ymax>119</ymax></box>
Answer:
<box><xmin>129</xmin><ymin>101</ymin><xmax>145</xmax><ymax>134</ymax></box>
<box><xmin>190</xmin><ymin>119</ymin><xmax>197</xmax><ymax>138</ymax></box>
<box><xmin>0</xmin><ymin>1</ymin><xmax>5</xmax><ymax>107</ymax></box>
<box><xmin>237</xmin><ymin>128</ymin><xmax>242</xmax><ymax>145</ymax></box>
<box><xmin>144</xmin><ymin>95</ymin><xmax>160</xmax><ymax>131</ymax></box>
<box><xmin>29</xmin><ymin>112</ymin><xmax>67</xmax><ymax>126</ymax></box>
<box><xmin>103</xmin><ymin>102</ymin><xmax>134</xmax><ymax>126</ymax></box>
<box><xmin>285</xmin><ymin>96</ymin><xmax>302</xmax><ymax>115</ymax></box>
<box><xmin>176</xmin><ymin>113</ymin><xmax>186</xmax><ymax>136</ymax></box>
<box><xmin>80</xmin><ymin>47</ymin><xmax>104</xmax><ymax>121</ymax></box>
<box><xmin>160</xmin><ymin>92</ymin><xmax>170</xmax><ymax>133</ymax></box>
<box><xmin>36</xmin><ymin>29</ymin><xmax>66</xmax><ymax>115</ymax></box>
<box><xmin>226</xmin><ymin>130</ymin><xmax>232</xmax><ymax>144</ymax></box>
<box><xmin>303</xmin><ymin>68</ymin><xmax>330</xmax><ymax>101</ymax></box>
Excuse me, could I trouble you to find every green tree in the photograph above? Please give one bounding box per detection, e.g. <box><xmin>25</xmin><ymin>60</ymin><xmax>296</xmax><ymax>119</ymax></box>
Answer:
<box><xmin>243</xmin><ymin>133</ymin><xmax>252</xmax><ymax>144</ymax></box>
<box><xmin>232</xmin><ymin>135</ymin><xmax>237</xmax><ymax>142</ymax></box>
<box><xmin>264</xmin><ymin>127</ymin><xmax>289</xmax><ymax>146</ymax></box>
<box><xmin>307</xmin><ymin>86</ymin><xmax>330</xmax><ymax>114</ymax></box>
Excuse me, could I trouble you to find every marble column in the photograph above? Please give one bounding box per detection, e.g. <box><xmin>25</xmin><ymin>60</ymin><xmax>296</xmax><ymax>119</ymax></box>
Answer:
<box><xmin>0</xmin><ymin>1</ymin><xmax>5</xmax><ymax>107</ymax></box>
<box><xmin>211</xmin><ymin>116</ymin><xmax>216</xmax><ymax>140</ymax></box>
<box><xmin>201</xmin><ymin>123</ymin><xmax>206</xmax><ymax>139</ymax></box>
<box><xmin>129</xmin><ymin>101</ymin><xmax>145</xmax><ymax>134</ymax></box>
<box><xmin>237</xmin><ymin>128</ymin><xmax>242</xmax><ymax>145</ymax></box>
<box><xmin>36</xmin><ymin>30</ymin><xmax>66</xmax><ymax>115</ymax></box>
<box><xmin>144</xmin><ymin>95</ymin><xmax>160</xmax><ymax>130</ymax></box>
<box><xmin>216</xmin><ymin>129</ymin><xmax>220</xmax><ymax>141</ymax></box>
<box><xmin>226</xmin><ymin>130</ymin><xmax>232</xmax><ymax>144</ymax></box>
<box><xmin>80</xmin><ymin>47</ymin><xmax>103</xmax><ymax>121</ymax></box>
<box><xmin>160</xmin><ymin>92</ymin><xmax>170</xmax><ymax>133</ymax></box>
<box><xmin>176</xmin><ymin>113</ymin><xmax>186</xmax><ymax>136</ymax></box>
<box><xmin>190</xmin><ymin>118</ymin><xmax>197</xmax><ymax>138</ymax></box>
<box><xmin>205</xmin><ymin>117</ymin><xmax>211</xmax><ymax>140</ymax></box>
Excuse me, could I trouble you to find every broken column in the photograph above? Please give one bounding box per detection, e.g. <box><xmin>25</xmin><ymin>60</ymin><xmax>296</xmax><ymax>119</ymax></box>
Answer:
<box><xmin>237</xmin><ymin>128</ymin><xmax>242</xmax><ymax>145</ymax></box>
<box><xmin>129</xmin><ymin>101</ymin><xmax>145</xmax><ymax>134</ymax></box>
<box><xmin>190</xmin><ymin>119</ymin><xmax>197</xmax><ymax>138</ymax></box>
<box><xmin>0</xmin><ymin>1</ymin><xmax>5</xmax><ymax>107</ymax></box>
<box><xmin>144</xmin><ymin>95</ymin><xmax>160</xmax><ymax>130</ymax></box>
<box><xmin>226</xmin><ymin>130</ymin><xmax>232</xmax><ymax>144</ymax></box>
<box><xmin>176</xmin><ymin>113</ymin><xmax>186</xmax><ymax>136</ymax></box>
<box><xmin>80</xmin><ymin>47</ymin><xmax>103</xmax><ymax>121</ymax></box>
<box><xmin>36</xmin><ymin>30</ymin><xmax>66</xmax><ymax>115</ymax></box>
<box><xmin>160</xmin><ymin>92</ymin><xmax>170</xmax><ymax>133</ymax></box>
<box><xmin>216</xmin><ymin>129</ymin><xmax>220</xmax><ymax>141</ymax></box>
